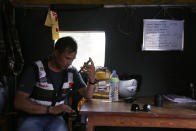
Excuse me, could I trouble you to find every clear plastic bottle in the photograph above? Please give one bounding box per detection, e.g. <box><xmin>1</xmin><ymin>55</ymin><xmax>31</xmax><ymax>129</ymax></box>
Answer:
<box><xmin>109</xmin><ymin>70</ymin><xmax>119</xmax><ymax>102</ymax></box>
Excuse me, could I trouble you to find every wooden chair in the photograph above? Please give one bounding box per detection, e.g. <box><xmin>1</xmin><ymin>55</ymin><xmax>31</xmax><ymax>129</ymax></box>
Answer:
<box><xmin>0</xmin><ymin>112</ymin><xmax>18</xmax><ymax>131</ymax></box>
<box><xmin>0</xmin><ymin>114</ymin><xmax>9</xmax><ymax>131</ymax></box>
<box><xmin>67</xmin><ymin>91</ymin><xmax>86</xmax><ymax>131</ymax></box>
<box><xmin>67</xmin><ymin>91</ymin><xmax>76</xmax><ymax>131</ymax></box>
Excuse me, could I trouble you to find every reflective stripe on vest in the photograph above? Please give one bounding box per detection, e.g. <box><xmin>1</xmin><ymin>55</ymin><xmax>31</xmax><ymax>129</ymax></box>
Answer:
<box><xmin>30</xmin><ymin>98</ymin><xmax>65</xmax><ymax>106</ymax></box>
<box><xmin>62</xmin><ymin>72</ymin><xmax>73</xmax><ymax>89</ymax></box>
<box><xmin>30</xmin><ymin>60</ymin><xmax>73</xmax><ymax>106</ymax></box>
<box><xmin>35</xmin><ymin>60</ymin><xmax>46</xmax><ymax>78</ymax></box>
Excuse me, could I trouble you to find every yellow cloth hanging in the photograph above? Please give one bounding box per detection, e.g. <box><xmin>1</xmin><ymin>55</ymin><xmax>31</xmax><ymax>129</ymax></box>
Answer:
<box><xmin>45</xmin><ymin>8</ymin><xmax>59</xmax><ymax>40</ymax></box>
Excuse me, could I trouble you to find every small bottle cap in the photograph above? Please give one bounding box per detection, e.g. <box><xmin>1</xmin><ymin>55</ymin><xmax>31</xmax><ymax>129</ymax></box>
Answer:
<box><xmin>190</xmin><ymin>83</ymin><xmax>194</xmax><ymax>88</ymax></box>
<box><xmin>112</xmin><ymin>70</ymin><xmax>116</xmax><ymax>73</ymax></box>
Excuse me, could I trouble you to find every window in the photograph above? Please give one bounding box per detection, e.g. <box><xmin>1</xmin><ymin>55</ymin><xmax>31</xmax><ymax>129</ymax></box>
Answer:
<box><xmin>55</xmin><ymin>31</ymin><xmax>105</xmax><ymax>70</ymax></box>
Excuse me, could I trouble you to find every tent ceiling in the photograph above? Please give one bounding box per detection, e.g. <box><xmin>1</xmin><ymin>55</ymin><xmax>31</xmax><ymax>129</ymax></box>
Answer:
<box><xmin>12</xmin><ymin>0</ymin><xmax>196</xmax><ymax>5</ymax></box>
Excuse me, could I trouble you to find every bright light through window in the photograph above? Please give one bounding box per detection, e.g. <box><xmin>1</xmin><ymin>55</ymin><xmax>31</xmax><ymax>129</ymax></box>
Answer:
<box><xmin>55</xmin><ymin>31</ymin><xmax>105</xmax><ymax>70</ymax></box>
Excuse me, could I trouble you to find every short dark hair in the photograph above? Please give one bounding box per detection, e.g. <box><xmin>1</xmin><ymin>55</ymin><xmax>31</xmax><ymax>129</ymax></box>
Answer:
<box><xmin>55</xmin><ymin>36</ymin><xmax>78</xmax><ymax>54</ymax></box>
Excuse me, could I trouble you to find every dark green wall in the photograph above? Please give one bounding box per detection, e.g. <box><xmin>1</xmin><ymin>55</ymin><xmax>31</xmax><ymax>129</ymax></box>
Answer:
<box><xmin>15</xmin><ymin>6</ymin><xmax>196</xmax><ymax>97</ymax></box>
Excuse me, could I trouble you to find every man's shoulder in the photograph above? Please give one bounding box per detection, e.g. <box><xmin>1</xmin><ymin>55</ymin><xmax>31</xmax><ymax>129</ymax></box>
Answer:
<box><xmin>23</xmin><ymin>62</ymin><xmax>36</xmax><ymax>71</ymax></box>
<box><xmin>19</xmin><ymin>63</ymin><xmax>37</xmax><ymax>80</ymax></box>
<box><xmin>68</xmin><ymin>65</ymin><xmax>78</xmax><ymax>72</ymax></box>
<box><xmin>34</xmin><ymin>57</ymin><xmax>49</xmax><ymax>65</ymax></box>
<box><xmin>24</xmin><ymin>59</ymin><xmax>45</xmax><ymax>74</ymax></box>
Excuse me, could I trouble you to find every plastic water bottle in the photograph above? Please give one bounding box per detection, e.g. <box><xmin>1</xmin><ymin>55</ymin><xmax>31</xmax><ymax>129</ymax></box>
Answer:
<box><xmin>109</xmin><ymin>70</ymin><xmax>119</xmax><ymax>102</ymax></box>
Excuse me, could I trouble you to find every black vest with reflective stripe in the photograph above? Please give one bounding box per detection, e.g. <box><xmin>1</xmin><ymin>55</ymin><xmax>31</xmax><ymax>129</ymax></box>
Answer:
<box><xmin>30</xmin><ymin>60</ymin><xmax>74</xmax><ymax>106</ymax></box>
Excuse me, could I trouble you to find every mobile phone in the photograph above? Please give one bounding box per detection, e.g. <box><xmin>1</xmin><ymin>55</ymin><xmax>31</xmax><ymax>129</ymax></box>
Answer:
<box><xmin>84</xmin><ymin>60</ymin><xmax>90</xmax><ymax>65</ymax></box>
<box><xmin>79</xmin><ymin>59</ymin><xmax>90</xmax><ymax>73</ymax></box>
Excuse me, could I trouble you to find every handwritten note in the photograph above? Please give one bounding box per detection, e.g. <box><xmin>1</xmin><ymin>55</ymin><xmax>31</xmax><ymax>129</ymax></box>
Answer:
<box><xmin>142</xmin><ymin>19</ymin><xmax>184</xmax><ymax>51</ymax></box>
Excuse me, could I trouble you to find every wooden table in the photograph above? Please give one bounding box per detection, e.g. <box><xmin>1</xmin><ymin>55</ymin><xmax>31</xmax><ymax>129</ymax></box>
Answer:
<box><xmin>79</xmin><ymin>97</ymin><xmax>196</xmax><ymax>131</ymax></box>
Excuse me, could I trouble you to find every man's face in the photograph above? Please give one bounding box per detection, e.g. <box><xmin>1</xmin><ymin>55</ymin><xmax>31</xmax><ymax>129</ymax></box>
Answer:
<box><xmin>55</xmin><ymin>49</ymin><xmax>76</xmax><ymax>70</ymax></box>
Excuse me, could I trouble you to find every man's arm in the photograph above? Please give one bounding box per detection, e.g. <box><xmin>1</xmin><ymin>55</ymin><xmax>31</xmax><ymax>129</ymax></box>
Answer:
<box><xmin>14</xmin><ymin>65</ymin><xmax>49</xmax><ymax>114</ymax></box>
<box><xmin>78</xmin><ymin>57</ymin><xmax>95</xmax><ymax>99</ymax></box>
<box><xmin>14</xmin><ymin>91</ymin><xmax>48</xmax><ymax>114</ymax></box>
<box><xmin>14</xmin><ymin>90</ymin><xmax>74</xmax><ymax>115</ymax></box>
<box><xmin>78</xmin><ymin>84</ymin><xmax>95</xmax><ymax>99</ymax></box>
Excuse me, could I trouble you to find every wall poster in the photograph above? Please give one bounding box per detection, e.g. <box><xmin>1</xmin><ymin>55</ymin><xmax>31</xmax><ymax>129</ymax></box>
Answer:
<box><xmin>142</xmin><ymin>19</ymin><xmax>184</xmax><ymax>51</ymax></box>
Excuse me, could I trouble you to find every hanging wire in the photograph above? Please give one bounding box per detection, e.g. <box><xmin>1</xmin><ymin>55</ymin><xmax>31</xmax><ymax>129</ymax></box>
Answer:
<box><xmin>153</xmin><ymin>7</ymin><xmax>176</xmax><ymax>19</ymax></box>
<box><xmin>153</xmin><ymin>7</ymin><xmax>164</xmax><ymax>19</ymax></box>
<box><xmin>163</xmin><ymin>7</ymin><xmax>175</xmax><ymax>19</ymax></box>
<box><xmin>118</xmin><ymin>6</ymin><xmax>136</xmax><ymax>36</ymax></box>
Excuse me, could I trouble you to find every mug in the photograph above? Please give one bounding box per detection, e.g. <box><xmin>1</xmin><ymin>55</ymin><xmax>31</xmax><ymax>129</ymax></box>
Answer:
<box><xmin>154</xmin><ymin>94</ymin><xmax>163</xmax><ymax>107</ymax></box>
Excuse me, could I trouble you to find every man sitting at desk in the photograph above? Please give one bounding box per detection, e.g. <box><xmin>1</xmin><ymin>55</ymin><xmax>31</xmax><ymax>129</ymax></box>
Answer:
<box><xmin>14</xmin><ymin>36</ymin><xmax>95</xmax><ymax>131</ymax></box>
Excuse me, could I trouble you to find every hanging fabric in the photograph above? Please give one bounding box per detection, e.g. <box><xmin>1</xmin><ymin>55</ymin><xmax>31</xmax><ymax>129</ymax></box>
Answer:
<box><xmin>1</xmin><ymin>1</ymin><xmax>24</xmax><ymax>76</ymax></box>
<box><xmin>0</xmin><ymin>1</ymin><xmax>7</xmax><ymax>76</ymax></box>
<box><xmin>45</xmin><ymin>8</ymin><xmax>59</xmax><ymax>40</ymax></box>
<box><xmin>0</xmin><ymin>76</ymin><xmax>8</xmax><ymax>113</ymax></box>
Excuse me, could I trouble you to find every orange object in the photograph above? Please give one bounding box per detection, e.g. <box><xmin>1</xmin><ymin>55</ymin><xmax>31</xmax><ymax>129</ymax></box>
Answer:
<box><xmin>77</xmin><ymin>97</ymin><xmax>86</xmax><ymax>111</ymax></box>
